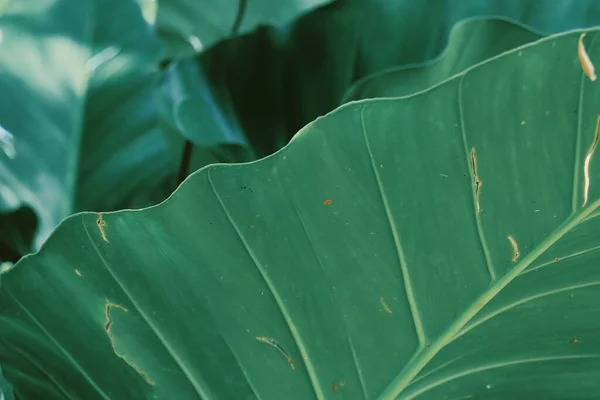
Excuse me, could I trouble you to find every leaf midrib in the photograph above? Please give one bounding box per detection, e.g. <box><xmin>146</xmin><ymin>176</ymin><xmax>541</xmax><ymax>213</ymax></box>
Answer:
<box><xmin>377</xmin><ymin>198</ymin><xmax>600</xmax><ymax>399</ymax></box>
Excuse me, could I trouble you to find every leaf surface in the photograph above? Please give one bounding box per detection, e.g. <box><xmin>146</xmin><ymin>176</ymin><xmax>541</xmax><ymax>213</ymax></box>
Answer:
<box><xmin>3</xmin><ymin>29</ymin><xmax>600</xmax><ymax>399</ymax></box>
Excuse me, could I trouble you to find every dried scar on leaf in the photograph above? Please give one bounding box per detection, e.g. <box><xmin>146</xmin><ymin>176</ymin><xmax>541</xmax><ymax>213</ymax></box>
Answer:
<box><xmin>470</xmin><ymin>148</ymin><xmax>482</xmax><ymax>214</ymax></box>
<box><xmin>104</xmin><ymin>301</ymin><xmax>128</xmax><ymax>333</ymax></box>
<box><xmin>507</xmin><ymin>235</ymin><xmax>520</xmax><ymax>262</ymax></box>
<box><xmin>256</xmin><ymin>336</ymin><xmax>296</xmax><ymax>370</ymax></box>
<box><xmin>380</xmin><ymin>297</ymin><xmax>392</xmax><ymax>314</ymax></box>
<box><xmin>103</xmin><ymin>301</ymin><xmax>155</xmax><ymax>385</ymax></box>
<box><xmin>578</xmin><ymin>33</ymin><xmax>597</xmax><ymax>81</ymax></box>
<box><xmin>96</xmin><ymin>213</ymin><xmax>109</xmax><ymax>242</ymax></box>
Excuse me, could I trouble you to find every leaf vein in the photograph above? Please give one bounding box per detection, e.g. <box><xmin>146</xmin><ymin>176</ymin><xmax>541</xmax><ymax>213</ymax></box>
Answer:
<box><xmin>82</xmin><ymin>218</ymin><xmax>210</xmax><ymax>400</ymax></box>
<box><xmin>359</xmin><ymin>105</ymin><xmax>426</xmax><ymax>347</ymax></box>
<box><xmin>207</xmin><ymin>169</ymin><xmax>325</xmax><ymax>400</ymax></box>
<box><xmin>458</xmin><ymin>77</ymin><xmax>495</xmax><ymax>281</ymax></box>
<box><xmin>453</xmin><ymin>280</ymin><xmax>600</xmax><ymax>341</ymax></box>
<box><xmin>5</xmin><ymin>290</ymin><xmax>111</xmax><ymax>400</ymax></box>
<box><xmin>404</xmin><ymin>354</ymin><xmax>600</xmax><ymax>399</ymax></box>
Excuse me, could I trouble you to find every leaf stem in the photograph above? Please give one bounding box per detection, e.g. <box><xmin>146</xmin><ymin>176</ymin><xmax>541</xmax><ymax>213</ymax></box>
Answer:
<box><xmin>177</xmin><ymin>0</ymin><xmax>248</xmax><ymax>185</ymax></box>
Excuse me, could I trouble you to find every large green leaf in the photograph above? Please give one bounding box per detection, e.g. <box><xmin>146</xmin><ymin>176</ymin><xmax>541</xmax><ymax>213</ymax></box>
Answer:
<box><xmin>3</xmin><ymin>28</ymin><xmax>600</xmax><ymax>398</ymax></box>
<box><xmin>343</xmin><ymin>17</ymin><xmax>543</xmax><ymax>102</ymax></box>
<box><xmin>171</xmin><ymin>0</ymin><xmax>600</xmax><ymax>160</ymax></box>
<box><xmin>0</xmin><ymin>0</ymin><xmax>175</xmax><ymax>253</ymax></box>
<box><xmin>155</xmin><ymin>0</ymin><xmax>332</xmax><ymax>59</ymax></box>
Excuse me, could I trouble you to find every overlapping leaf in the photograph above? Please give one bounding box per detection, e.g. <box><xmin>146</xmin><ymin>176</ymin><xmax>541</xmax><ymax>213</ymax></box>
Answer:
<box><xmin>0</xmin><ymin>0</ymin><xmax>174</xmax><ymax>258</ymax></box>
<box><xmin>155</xmin><ymin>0</ymin><xmax>332</xmax><ymax>59</ymax></box>
<box><xmin>3</xmin><ymin>28</ymin><xmax>600</xmax><ymax>399</ymax></box>
<box><xmin>165</xmin><ymin>0</ymin><xmax>600</xmax><ymax>162</ymax></box>
<box><xmin>343</xmin><ymin>18</ymin><xmax>543</xmax><ymax>101</ymax></box>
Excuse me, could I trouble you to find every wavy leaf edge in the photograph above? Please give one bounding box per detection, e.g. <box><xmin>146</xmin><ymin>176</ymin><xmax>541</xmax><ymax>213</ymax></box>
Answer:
<box><xmin>341</xmin><ymin>15</ymin><xmax>546</xmax><ymax>103</ymax></box>
<box><xmin>3</xmin><ymin>26</ymin><xmax>600</xmax><ymax>399</ymax></box>
<box><xmin>6</xmin><ymin>26</ymin><xmax>595</xmax><ymax>270</ymax></box>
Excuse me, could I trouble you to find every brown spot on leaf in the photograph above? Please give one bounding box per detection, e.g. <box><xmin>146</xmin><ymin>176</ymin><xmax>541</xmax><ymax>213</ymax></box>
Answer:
<box><xmin>323</xmin><ymin>199</ymin><xmax>332</xmax><ymax>205</ymax></box>
<box><xmin>571</xmin><ymin>338</ymin><xmax>581</xmax><ymax>344</ymax></box>
<box><xmin>332</xmin><ymin>382</ymin><xmax>338</xmax><ymax>392</ymax></box>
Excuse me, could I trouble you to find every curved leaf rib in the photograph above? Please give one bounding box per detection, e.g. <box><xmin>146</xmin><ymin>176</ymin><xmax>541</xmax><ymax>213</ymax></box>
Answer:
<box><xmin>207</xmin><ymin>169</ymin><xmax>326</xmax><ymax>400</ymax></box>
<box><xmin>5</xmin><ymin>292</ymin><xmax>110</xmax><ymax>400</ymax></box>
<box><xmin>348</xmin><ymin>335</ymin><xmax>370</xmax><ymax>400</ymax></box>
<box><xmin>453</xmin><ymin>279</ymin><xmax>600</xmax><ymax>341</ymax></box>
<box><xmin>520</xmin><ymin>243</ymin><xmax>600</xmax><ymax>276</ymax></box>
<box><xmin>360</xmin><ymin>105</ymin><xmax>426</xmax><ymax>348</ymax></box>
<box><xmin>458</xmin><ymin>77</ymin><xmax>496</xmax><ymax>282</ymax></box>
<box><xmin>279</xmin><ymin>187</ymin><xmax>370</xmax><ymax>397</ymax></box>
<box><xmin>403</xmin><ymin>354</ymin><xmax>600</xmax><ymax>399</ymax></box>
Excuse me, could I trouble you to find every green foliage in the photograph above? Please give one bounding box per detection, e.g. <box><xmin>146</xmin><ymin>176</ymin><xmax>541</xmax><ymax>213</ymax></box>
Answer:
<box><xmin>3</xmin><ymin>0</ymin><xmax>600</xmax><ymax>399</ymax></box>
<box><xmin>156</xmin><ymin>0</ymin><xmax>333</xmax><ymax>59</ymax></box>
<box><xmin>0</xmin><ymin>0</ymin><xmax>174</xmax><ymax>257</ymax></box>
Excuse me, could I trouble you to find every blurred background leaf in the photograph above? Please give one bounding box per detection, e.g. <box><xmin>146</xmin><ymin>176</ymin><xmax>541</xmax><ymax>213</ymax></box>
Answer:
<box><xmin>0</xmin><ymin>0</ymin><xmax>174</xmax><ymax>261</ymax></box>
<box><xmin>163</xmin><ymin>0</ymin><xmax>600</xmax><ymax>173</ymax></box>
<box><xmin>343</xmin><ymin>17</ymin><xmax>544</xmax><ymax>101</ymax></box>
<box><xmin>6</xmin><ymin>0</ymin><xmax>600</xmax><ymax>261</ymax></box>
<box><xmin>155</xmin><ymin>0</ymin><xmax>333</xmax><ymax>59</ymax></box>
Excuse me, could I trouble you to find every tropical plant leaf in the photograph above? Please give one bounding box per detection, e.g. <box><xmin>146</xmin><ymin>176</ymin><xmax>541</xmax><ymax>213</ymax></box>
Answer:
<box><xmin>157</xmin><ymin>58</ymin><xmax>252</xmax><ymax>161</ymax></box>
<box><xmin>155</xmin><ymin>0</ymin><xmax>333</xmax><ymax>59</ymax></box>
<box><xmin>3</xmin><ymin>28</ymin><xmax>600</xmax><ymax>399</ymax></box>
<box><xmin>0</xmin><ymin>0</ymin><xmax>175</xmax><ymax>252</ymax></box>
<box><xmin>343</xmin><ymin>18</ymin><xmax>543</xmax><ymax>102</ymax></box>
<box><xmin>168</xmin><ymin>0</ymin><xmax>600</xmax><ymax>161</ymax></box>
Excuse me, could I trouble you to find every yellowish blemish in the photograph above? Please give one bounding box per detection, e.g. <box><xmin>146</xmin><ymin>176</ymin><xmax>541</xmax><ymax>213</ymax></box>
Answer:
<box><xmin>578</xmin><ymin>33</ymin><xmax>597</xmax><ymax>81</ymax></box>
<box><xmin>507</xmin><ymin>235</ymin><xmax>520</xmax><ymax>262</ymax></box>
<box><xmin>380</xmin><ymin>297</ymin><xmax>392</xmax><ymax>314</ymax></box>
<box><xmin>256</xmin><ymin>336</ymin><xmax>296</xmax><ymax>370</ymax></box>
<box><xmin>96</xmin><ymin>213</ymin><xmax>109</xmax><ymax>243</ymax></box>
